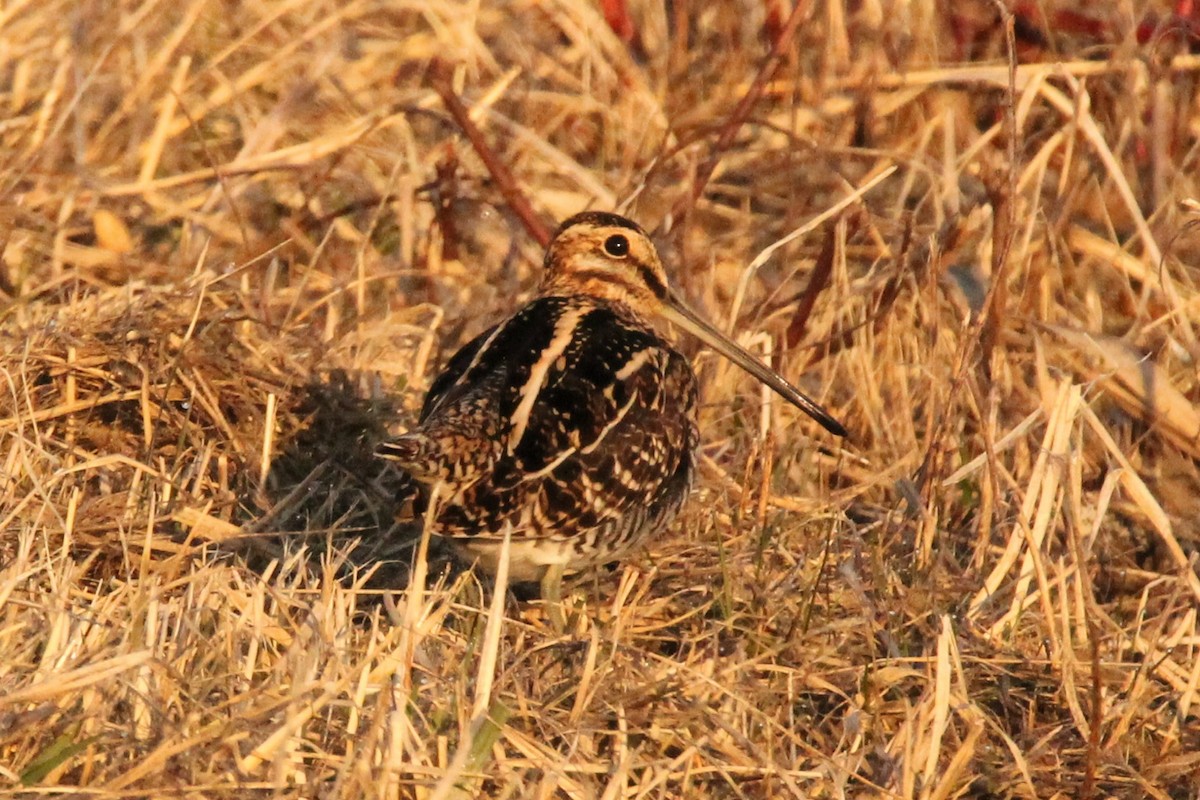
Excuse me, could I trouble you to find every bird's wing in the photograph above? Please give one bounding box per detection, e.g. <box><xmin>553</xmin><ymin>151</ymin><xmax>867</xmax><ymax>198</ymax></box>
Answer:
<box><xmin>383</xmin><ymin>297</ymin><xmax>587</xmax><ymax>478</ymax></box>
<box><xmin>518</xmin><ymin>343</ymin><xmax>698</xmax><ymax>538</ymax></box>
<box><xmin>436</xmin><ymin>302</ymin><xmax>698</xmax><ymax>539</ymax></box>
<box><xmin>418</xmin><ymin>322</ymin><xmax>500</xmax><ymax>422</ymax></box>
<box><xmin>419</xmin><ymin>296</ymin><xmax>586</xmax><ymax>422</ymax></box>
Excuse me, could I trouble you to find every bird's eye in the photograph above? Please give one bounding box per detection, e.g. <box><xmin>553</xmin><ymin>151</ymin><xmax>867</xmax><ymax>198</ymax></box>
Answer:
<box><xmin>603</xmin><ymin>234</ymin><xmax>630</xmax><ymax>258</ymax></box>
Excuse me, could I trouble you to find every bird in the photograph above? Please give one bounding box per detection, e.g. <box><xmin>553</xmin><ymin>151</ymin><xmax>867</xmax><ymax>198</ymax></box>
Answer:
<box><xmin>377</xmin><ymin>211</ymin><xmax>845</xmax><ymax>625</ymax></box>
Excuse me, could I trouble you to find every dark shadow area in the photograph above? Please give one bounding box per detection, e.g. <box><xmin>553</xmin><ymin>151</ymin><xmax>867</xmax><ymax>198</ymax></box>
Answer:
<box><xmin>238</xmin><ymin>371</ymin><xmax>579</xmax><ymax>609</ymax></box>
<box><xmin>240</xmin><ymin>370</ymin><xmax>459</xmax><ymax>592</ymax></box>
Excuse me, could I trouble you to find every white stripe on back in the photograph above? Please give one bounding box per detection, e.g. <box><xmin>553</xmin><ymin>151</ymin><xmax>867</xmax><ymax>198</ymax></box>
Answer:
<box><xmin>507</xmin><ymin>305</ymin><xmax>586</xmax><ymax>452</ymax></box>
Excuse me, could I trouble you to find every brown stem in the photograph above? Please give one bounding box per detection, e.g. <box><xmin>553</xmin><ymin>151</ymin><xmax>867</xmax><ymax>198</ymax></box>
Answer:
<box><xmin>664</xmin><ymin>0</ymin><xmax>812</xmax><ymax>228</ymax></box>
<box><xmin>785</xmin><ymin>223</ymin><xmax>839</xmax><ymax>350</ymax></box>
<box><xmin>429</xmin><ymin>61</ymin><xmax>552</xmax><ymax>248</ymax></box>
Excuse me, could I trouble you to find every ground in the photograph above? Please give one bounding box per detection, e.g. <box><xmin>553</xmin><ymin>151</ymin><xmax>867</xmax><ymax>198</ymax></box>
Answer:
<box><xmin>2</xmin><ymin>1</ymin><xmax>1200</xmax><ymax>797</ymax></box>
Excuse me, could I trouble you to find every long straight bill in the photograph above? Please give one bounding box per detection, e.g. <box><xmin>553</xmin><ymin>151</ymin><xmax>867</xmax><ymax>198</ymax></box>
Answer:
<box><xmin>661</xmin><ymin>293</ymin><xmax>847</xmax><ymax>437</ymax></box>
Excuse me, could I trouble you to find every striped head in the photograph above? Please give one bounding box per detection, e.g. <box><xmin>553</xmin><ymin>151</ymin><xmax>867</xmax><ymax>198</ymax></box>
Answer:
<box><xmin>539</xmin><ymin>211</ymin><xmax>847</xmax><ymax>437</ymax></box>
<box><xmin>540</xmin><ymin>212</ymin><xmax>668</xmax><ymax>317</ymax></box>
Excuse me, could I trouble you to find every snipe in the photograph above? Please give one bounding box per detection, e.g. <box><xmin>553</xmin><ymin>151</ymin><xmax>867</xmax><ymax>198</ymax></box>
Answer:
<box><xmin>378</xmin><ymin>211</ymin><xmax>845</xmax><ymax>624</ymax></box>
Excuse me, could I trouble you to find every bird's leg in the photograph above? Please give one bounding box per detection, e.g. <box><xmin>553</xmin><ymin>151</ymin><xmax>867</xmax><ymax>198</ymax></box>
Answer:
<box><xmin>540</xmin><ymin>564</ymin><xmax>567</xmax><ymax>631</ymax></box>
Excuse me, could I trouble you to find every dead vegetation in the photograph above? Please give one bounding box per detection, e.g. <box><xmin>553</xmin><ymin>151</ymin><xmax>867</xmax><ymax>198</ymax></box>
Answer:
<box><xmin>3</xmin><ymin>0</ymin><xmax>1200</xmax><ymax>797</ymax></box>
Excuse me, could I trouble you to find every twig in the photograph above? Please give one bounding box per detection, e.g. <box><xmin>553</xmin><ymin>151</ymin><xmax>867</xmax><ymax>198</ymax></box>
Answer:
<box><xmin>803</xmin><ymin>210</ymin><xmax>919</xmax><ymax>367</ymax></box>
<box><xmin>663</xmin><ymin>0</ymin><xmax>813</xmax><ymax>228</ymax></box>
<box><xmin>785</xmin><ymin>223</ymin><xmax>839</xmax><ymax>350</ymax></box>
<box><xmin>429</xmin><ymin>61</ymin><xmax>552</xmax><ymax>247</ymax></box>
<box><xmin>978</xmin><ymin>1</ymin><xmax>1019</xmax><ymax>381</ymax></box>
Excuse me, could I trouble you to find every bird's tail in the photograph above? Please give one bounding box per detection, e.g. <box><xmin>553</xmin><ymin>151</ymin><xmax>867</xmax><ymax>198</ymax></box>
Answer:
<box><xmin>375</xmin><ymin>433</ymin><xmax>427</xmax><ymax>467</ymax></box>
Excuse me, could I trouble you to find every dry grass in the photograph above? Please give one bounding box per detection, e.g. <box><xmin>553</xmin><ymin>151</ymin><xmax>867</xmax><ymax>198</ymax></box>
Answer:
<box><xmin>3</xmin><ymin>0</ymin><xmax>1200</xmax><ymax>797</ymax></box>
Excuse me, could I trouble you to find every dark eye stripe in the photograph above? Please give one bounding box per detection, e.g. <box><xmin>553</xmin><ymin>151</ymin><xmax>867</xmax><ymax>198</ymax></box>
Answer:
<box><xmin>636</xmin><ymin>264</ymin><xmax>668</xmax><ymax>298</ymax></box>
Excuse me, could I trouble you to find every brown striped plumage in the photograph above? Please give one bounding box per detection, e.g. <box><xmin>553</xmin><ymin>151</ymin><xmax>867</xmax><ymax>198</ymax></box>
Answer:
<box><xmin>378</xmin><ymin>212</ymin><xmax>844</xmax><ymax>617</ymax></box>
